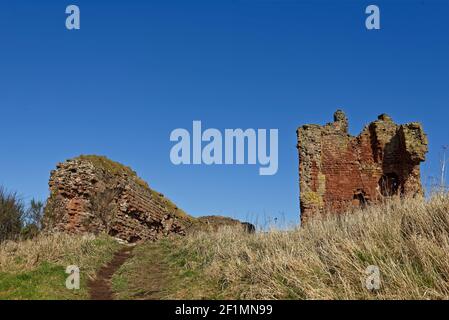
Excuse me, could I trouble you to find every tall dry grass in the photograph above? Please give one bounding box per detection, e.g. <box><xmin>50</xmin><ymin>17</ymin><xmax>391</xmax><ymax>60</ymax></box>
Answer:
<box><xmin>175</xmin><ymin>194</ymin><xmax>449</xmax><ymax>299</ymax></box>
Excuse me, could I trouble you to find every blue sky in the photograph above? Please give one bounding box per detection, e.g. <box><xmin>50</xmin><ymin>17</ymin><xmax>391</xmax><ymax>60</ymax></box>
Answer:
<box><xmin>0</xmin><ymin>0</ymin><xmax>448</xmax><ymax>226</ymax></box>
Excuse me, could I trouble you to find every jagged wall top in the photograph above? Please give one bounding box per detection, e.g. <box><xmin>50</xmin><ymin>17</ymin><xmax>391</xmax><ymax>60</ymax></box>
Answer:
<box><xmin>297</xmin><ymin>110</ymin><xmax>428</xmax><ymax>222</ymax></box>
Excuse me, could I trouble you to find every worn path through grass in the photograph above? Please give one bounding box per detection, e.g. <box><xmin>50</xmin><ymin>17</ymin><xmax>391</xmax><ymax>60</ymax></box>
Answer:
<box><xmin>88</xmin><ymin>246</ymin><xmax>135</xmax><ymax>300</ymax></box>
<box><xmin>112</xmin><ymin>238</ymin><xmax>219</xmax><ymax>300</ymax></box>
<box><xmin>112</xmin><ymin>242</ymin><xmax>171</xmax><ymax>299</ymax></box>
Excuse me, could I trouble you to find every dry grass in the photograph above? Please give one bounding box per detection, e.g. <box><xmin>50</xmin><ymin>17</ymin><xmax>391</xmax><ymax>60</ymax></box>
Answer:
<box><xmin>0</xmin><ymin>232</ymin><xmax>118</xmax><ymax>275</ymax></box>
<box><xmin>4</xmin><ymin>194</ymin><xmax>448</xmax><ymax>300</ymax></box>
<box><xmin>167</xmin><ymin>194</ymin><xmax>449</xmax><ymax>300</ymax></box>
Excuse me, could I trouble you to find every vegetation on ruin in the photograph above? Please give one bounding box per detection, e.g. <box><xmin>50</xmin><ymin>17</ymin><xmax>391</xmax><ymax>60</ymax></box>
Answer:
<box><xmin>76</xmin><ymin>155</ymin><xmax>194</xmax><ymax>222</ymax></box>
<box><xmin>77</xmin><ymin>155</ymin><xmax>151</xmax><ymax>189</ymax></box>
<box><xmin>149</xmin><ymin>189</ymin><xmax>193</xmax><ymax>222</ymax></box>
<box><xmin>301</xmin><ymin>191</ymin><xmax>323</xmax><ymax>206</ymax></box>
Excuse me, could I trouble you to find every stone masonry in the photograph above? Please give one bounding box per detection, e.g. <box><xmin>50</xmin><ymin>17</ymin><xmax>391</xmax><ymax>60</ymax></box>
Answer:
<box><xmin>44</xmin><ymin>156</ymin><xmax>191</xmax><ymax>242</ymax></box>
<box><xmin>44</xmin><ymin>155</ymin><xmax>255</xmax><ymax>242</ymax></box>
<box><xmin>297</xmin><ymin>110</ymin><xmax>428</xmax><ymax>222</ymax></box>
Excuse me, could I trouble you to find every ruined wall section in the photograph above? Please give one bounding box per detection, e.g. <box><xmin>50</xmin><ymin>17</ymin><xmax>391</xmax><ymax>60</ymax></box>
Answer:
<box><xmin>44</xmin><ymin>156</ymin><xmax>190</xmax><ymax>242</ymax></box>
<box><xmin>297</xmin><ymin>111</ymin><xmax>428</xmax><ymax>222</ymax></box>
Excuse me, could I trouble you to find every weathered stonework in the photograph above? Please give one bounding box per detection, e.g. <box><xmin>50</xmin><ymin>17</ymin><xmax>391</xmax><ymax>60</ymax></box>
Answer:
<box><xmin>44</xmin><ymin>156</ymin><xmax>192</xmax><ymax>242</ymax></box>
<box><xmin>297</xmin><ymin>111</ymin><xmax>428</xmax><ymax>222</ymax></box>
<box><xmin>44</xmin><ymin>155</ymin><xmax>255</xmax><ymax>242</ymax></box>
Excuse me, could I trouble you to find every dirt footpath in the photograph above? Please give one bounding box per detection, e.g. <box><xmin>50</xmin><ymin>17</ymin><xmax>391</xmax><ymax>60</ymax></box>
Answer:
<box><xmin>88</xmin><ymin>246</ymin><xmax>134</xmax><ymax>300</ymax></box>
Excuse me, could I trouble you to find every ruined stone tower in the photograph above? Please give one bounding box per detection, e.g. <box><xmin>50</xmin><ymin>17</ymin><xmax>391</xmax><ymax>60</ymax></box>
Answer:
<box><xmin>297</xmin><ymin>110</ymin><xmax>428</xmax><ymax>222</ymax></box>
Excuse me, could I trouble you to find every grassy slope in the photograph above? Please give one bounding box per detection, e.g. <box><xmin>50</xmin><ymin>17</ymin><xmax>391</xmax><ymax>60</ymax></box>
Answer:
<box><xmin>0</xmin><ymin>233</ymin><xmax>119</xmax><ymax>300</ymax></box>
<box><xmin>113</xmin><ymin>194</ymin><xmax>449</xmax><ymax>300</ymax></box>
<box><xmin>2</xmin><ymin>194</ymin><xmax>449</xmax><ymax>300</ymax></box>
<box><xmin>112</xmin><ymin>238</ymin><xmax>220</xmax><ymax>300</ymax></box>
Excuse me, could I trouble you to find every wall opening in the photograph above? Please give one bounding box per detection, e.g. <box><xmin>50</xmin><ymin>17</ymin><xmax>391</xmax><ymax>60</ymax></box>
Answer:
<box><xmin>353</xmin><ymin>189</ymin><xmax>367</xmax><ymax>208</ymax></box>
<box><xmin>379</xmin><ymin>173</ymin><xmax>400</xmax><ymax>196</ymax></box>
<box><xmin>129</xmin><ymin>235</ymin><xmax>142</xmax><ymax>243</ymax></box>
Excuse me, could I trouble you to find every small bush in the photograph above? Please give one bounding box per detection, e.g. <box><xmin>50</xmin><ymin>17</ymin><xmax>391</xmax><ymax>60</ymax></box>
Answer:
<box><xmin>0</xmin><ymin>187</ymin><xmax>25</xmax><ymax>242</ymax></box>
<box><xmin>0</xmin><ymin>187</ymin><xmax>45</xmax><ymax>242</ymax></box>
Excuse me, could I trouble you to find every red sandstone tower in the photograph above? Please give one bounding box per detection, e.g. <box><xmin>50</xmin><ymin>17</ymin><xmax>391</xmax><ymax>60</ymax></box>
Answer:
<box><xmin>297</xmin><ymin>110</ymin><xmax>428</xmax><ymax>222</ymax></box>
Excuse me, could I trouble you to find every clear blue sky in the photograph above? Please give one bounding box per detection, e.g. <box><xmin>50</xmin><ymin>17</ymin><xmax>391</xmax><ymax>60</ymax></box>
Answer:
<box><xmin>0</xmin><ymin>0</ymin><xmax>448</xmax><ymax>226</ymax></box>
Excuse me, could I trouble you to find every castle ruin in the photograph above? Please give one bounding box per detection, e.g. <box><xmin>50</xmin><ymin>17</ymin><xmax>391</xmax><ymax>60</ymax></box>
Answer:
<box><xmin>44</xmin><ymin>155</ymin><xmax>253</xmax><ymax>242</ymax></box>
<box><xmin>44</xmin><ymin>156</ymin><xmax>193</xmax><ymax>242</ymax></box>
<box><xmin>297</xmin><ymin>110</ymin><xmax>428</xmax><ymax>222</ymax></box>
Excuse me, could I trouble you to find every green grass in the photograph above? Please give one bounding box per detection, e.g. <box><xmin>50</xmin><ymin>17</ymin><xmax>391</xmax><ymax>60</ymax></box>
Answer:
<box><xmin>112</xmin><ymin>241</ymin><xmax>169</xmax><ymax>300</ymax></box>
<box><xmin>112</xmin><ymin>238</ymin><xmax>221</xmax><ymax>300</ymax></box>
<box><xmin>160</xmin><ymin>239</ymin><xmax>223</xmax><ymax>299</ymax></box>
<box><xmin>0</xmin><ymin>262</ymin><xmax>85</xmax><ymax>300</ymax></box>
<box><xmin>0</xmin><ymin>233</ymin><xmax>120</xmax><ymax>300</ymax></box>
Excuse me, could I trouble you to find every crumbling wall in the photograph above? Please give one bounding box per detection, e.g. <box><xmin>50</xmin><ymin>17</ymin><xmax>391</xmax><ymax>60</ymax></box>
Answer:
<box><xmin>44</xmin><ymin>156</ymin><xmax>191</xmax><ymax>242</ymax></box>
<box><xmin>297</xmin><ymin>111</ymin><xmax>428</xmax><ymax>222</ymax></box>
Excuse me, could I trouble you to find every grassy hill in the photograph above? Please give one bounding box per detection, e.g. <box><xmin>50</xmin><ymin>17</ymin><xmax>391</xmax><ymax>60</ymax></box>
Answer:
<box><xmin>1</xmin><ymin>193</ymin><xmax>449</xmax><ymax>300</ymax></box>
<box><xmin>0</xmin><ymin>233</ymin><xmax>119</xmax><ymax>299</ymax></box>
